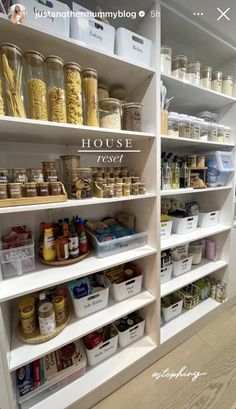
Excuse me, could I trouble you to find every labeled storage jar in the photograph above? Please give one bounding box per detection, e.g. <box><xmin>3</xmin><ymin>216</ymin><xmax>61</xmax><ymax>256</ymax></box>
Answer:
<box><xmin>67</xmin><ymin>168</ymin><xmax>93</xmax><ymax>199</ymax></box>
<box><xmin>0</xmin><ymin>184</ymin><xmax>7</xmax><ymax>200</ymax></box>
<box><xmin>187</xmin><ymin>61</ymin><xmax>201</xmax><ymax>85</ymax></box>
<box><xmin>161</xmin><ymin>45</ymin><xmax>172</xmax><ymax>75</ymax></box>
<box><xmin>37</xmin><ymin>182</ymin><xmax>49</xmax><ymax>196</ymax></box>
<box><xmin>0</xmin><ymin>43</ymin><xmax>26</xmax><ymax>118</ymax></box>
<box><xmin>168</xmin><ymin>112</ymin><xmax>179</xmax><ymax>137</ymax></box>
<box><xmin>28</xmin><ymin>168</ymin><xmax>44</xmax><ymax>183</ymax></box>
<box><xmin>64</xmin><ymin>62</ymin><xmax>83</xmax><ymax>125</ymax></box>
<box><xmin>45</xmin><ymin>55</ymin><xmax>67</xmax><ymax>123</ymax></box>
<box><xmin>49</xmin><ymin>182</ymin><xmax>62</xmax><ymax>195</ymax></box>
<box><xmin>211</xmin><ymin>71</ymin><xmax>222</xmax><ymax>93</ymax></box>
<box><xmin>224</xmin><ymin>126</ymin><xmax>231</xmax><ymax>143</ymax></box>
<box><xmin>217</xmin><ymin>124</ymin><xmax>225</xmax><ymax>142</ymax></box>
<box><xmin>99</xmin><ymin>98</ymin><xmax>121</xmax><ymax>129</ymax></box>
<box><xmin>171</xmin><ymin>55</ymin><xmax>187</xmax><ymax>81</ymax></box>
<box><xmin>24</xmin><ymin>182</ymin><xmax>37</xmax><ymax>197</ymax></box>
<box><xmin>12</xmin><ymin>168</ymin><xmax>28</xmax><ymax>183</ymax></box>
<box><xmin>179</xmin><ymin>114</ymin><xmax>190</xmax><ymax>138</ymax></box>
<box><xmin>199</xmin><ymin>119</ymin><xmax>208</xmax><ymax>141</ymax></box>
<box><xmin>208</xmin><ymin>122</ymin><xmax>218</xmax><ymax>141</ymax></box>
<box><xmin>190</xmin><ymin>116</ymin><xmax>200</xmax><ymax>140</ymax></box>
<box><xmin>38</xmin><ymin>301</ymin><xmax>56</xmax><ymax>336</ymax></box>
<box><xmin>24</xmin><ymin>50</ymin><xmax>48</xmax><ymax>121</ymax></box>
<box><xmin>82</xmin><ymin>68</ymin><xmax>99</xmax><ymax>127</ymax></box>
<box><xmin>188</xmin><ymin>241</ymin><xmax>202</xmax><ymax>264</ymax></box>
<box><xmin>8</xmin><ymin>183</ymin><xmax>22</xmax><ymax>198</ymax></box>
<box><xmin>222</xmin><ymin>76</ymin><xmax>233</xmax><ymax>96</ymax></box>
<box><xmin>0</xmin><ymin>168</ymin><xmax>9</xmax><ymax>184</ymax></box>
<box><xmin>0</xmin><ymin>76</ymin><xmax>5</xmax><ymax>116</ymax></box>
<box><xmin>98</xmin><ymin>84</ymin><xmax>109</xmax><ymax>100</ymax></box>
<box><xmin>122</xmin><ymin>103</ymin><xmax>142</xmax><ymax>132</ymax></box>
<box><xmin>201</xmin><ymin>66</ymin><xmax>212</xmax><ymax>89</ymax></box>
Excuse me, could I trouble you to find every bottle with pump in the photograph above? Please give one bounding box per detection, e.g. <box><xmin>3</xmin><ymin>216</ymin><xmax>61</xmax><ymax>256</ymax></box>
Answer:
<box><xmin>171</xmin><ymin>156</ymin><xmax>180</xmax><ymax>189</ymax></box>
<box><xmin>162</xmin><ymin>158</ymin><xmax>172</xmax><ymax>190</ymax></box>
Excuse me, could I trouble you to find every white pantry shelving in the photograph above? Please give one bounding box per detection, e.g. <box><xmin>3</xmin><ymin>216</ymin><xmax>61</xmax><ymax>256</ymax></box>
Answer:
<box><xmin>161</xmin><ymin>134</ymin><xmax>234</xmax><ymax>151</ymax></box>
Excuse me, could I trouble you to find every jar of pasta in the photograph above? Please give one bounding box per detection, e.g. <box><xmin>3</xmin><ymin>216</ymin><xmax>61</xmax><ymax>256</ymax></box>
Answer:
<box><xmin>24</xmin><ymin>50</ymin><xmax>48</xmax><ymax>120</ymax></box>
<box><xmin>45</xmin><ymin>55</ymin><xmax>67</xmax><ymax>123</ymax></box>
<box><xmin>222</xmin><ymin>76</ymin><xmax>233</xmax><ymax>96</ymax></box>
<box><xmin>211</xmin><ymin>71</ymin><xmax>222</xmax><ymax>93</ymax></box>
<box><xmin>82</xmin><ymin>68</ymin><xmax>99</xmax><ymax>127</ymax></box>
<box><xmin>201</xmin><ymin>66</ymin><xmax>212</xmax><ymax>89</ymax></box>
<box><xmin>0</xmin><ymin>76</ymin><xmax>5</xmax><ymax>116</ymax></box>
<box><xmin>64</xmin><ymin>62</ymin><xmax>83</xmax><ymax>125</ymax></box>
<box><xmin>172</xmin><ymin>55</ymin><xmax>187</xmax><ymax>81</ymax></box>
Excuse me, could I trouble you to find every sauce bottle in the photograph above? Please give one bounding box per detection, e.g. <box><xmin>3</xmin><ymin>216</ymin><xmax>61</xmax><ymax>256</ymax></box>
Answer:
<box><xmin>68</xmin><ymin>221</ymin><xmax>79</xmax><ymax>258</ymax></box>
<box><xmin>43</xmin><ymin>225</ymin><xmax>56</xmax><ymax>262</ymax></box>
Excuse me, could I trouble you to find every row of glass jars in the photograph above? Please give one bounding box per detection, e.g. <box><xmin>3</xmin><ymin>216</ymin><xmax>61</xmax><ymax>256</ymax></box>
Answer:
<box><xmin>0</xmin><ymin>181</ymin><xmax>62</xmax><ymax>200</ymax></box>
<box><xmin>161</xmin><ymin>46</ymin><xmax>234</xmax><ymax>96</ymax></box>
<box><xmin>0</xmin><ymin>166</ymin><xmax>58</xmax><ymax>184</ymax></box>
<box><xmin>168</xmin><ymin>112</ymin><xmax>231</xmax><ymax>143</ymax></box>
<box><xmin>0</xmin><ymin>43</ymin><xmax>143</xmax><ymax>131</ymax></box>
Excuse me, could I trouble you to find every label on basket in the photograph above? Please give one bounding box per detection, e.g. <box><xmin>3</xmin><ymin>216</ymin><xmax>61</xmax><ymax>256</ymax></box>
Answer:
<box><xmin>94</xmin><ymin>344</ymin><xmax>114</xmax><ymax>358</ymax></box>
<box><xmin>84</xmin><ymin>297</ymin><xmax>103</xmax><ymax>309</ymax></box>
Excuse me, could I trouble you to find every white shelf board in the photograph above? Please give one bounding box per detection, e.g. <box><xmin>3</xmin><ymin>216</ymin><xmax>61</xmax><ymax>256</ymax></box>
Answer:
<box><xmin>161</xmin><ymin>298</ymin><xmax>222</xmax><ymax>343</ymax></box>
<box><xmin>161</xmin><ymin>186</ymin><xmax>232</xmax><ymax>196</ymax></box>
<box><xmin>0</xmin><ymin>193</ymin><xmax>156</xmax><ymax>215</ymax></box>
<box><xmin>0</xmin><ymin>116</ymin><xmax>155</xmax><ymax>145</ymax></box>
<box><xmin>161</xmin><ymin>259</ymin><xmax>228</xmax><ymax>298</ymax></box>
<box><xmin>161</xmin><ymin>74</ymin><xmax>236</xmax><ymax>114</ymax></box>
<box><xmin>9</xmin><ymin>290</ymin><xmax>155</xmax><ymax>371</ymax></box>
<box><xmin>0</xmin><ymin>17</ymin><xmax>155</xmax><ymax>94</ymax></box>
<box><xmin>161</xmin><ymin>135</ymin><xmax>234</xmax><ymax>152</ymax></box>
<box><xmin>161</xmin><ymin>224</ymin><xmax>231</xmax><ymax>251</ymax></box>
<box><xmin>0</xmin><ymin>246</ymin><xmax>156</xmax><ymax>302</ymax></box>
<box><xmin>20</xmin><ymin>335</ymin><xmax>156</xmax><ymax>409</ymax></box>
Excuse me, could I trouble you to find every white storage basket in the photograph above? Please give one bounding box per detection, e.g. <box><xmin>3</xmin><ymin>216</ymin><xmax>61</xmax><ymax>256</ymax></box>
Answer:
<box><xmin>105</xmin><ymin>274</ymin><xmax>142</xmax><ymax>302</ymax></box>
<box><xmin>115</xmin><ymin>319</ymin><xmax>145</xmax><ymax>348</ymax></box>
<box><xmin>161</xmin><ymin>220</ymin><xmax>172</xmax><ymax>240</ymax></box>
<box><xmin>172</xmin><ymin>256</ymin><xmax>193</xmax><ymax>277</ymax></box>
<box><xmin>198</xmin><ymin>211</ymin><xmax>219</xmax><ymax>228</ymax></box>
<box><xmin>69</xmin><ymin>285</ymin><xmax>109</xmax><ymax>318</ymax></box>
<box><xmin>171</xmin><ymin>215</ymin><xmax>199</xmax><ymax>234</ymax></box>
<box><xmin>161</xmin><ymin>294</ymin><xmax>183</xmax><ymax>322</ymax></box>
<box><xmin>160</xmin><ymin>264</ymin><xmax>173</xmax><ymax>284</ymax></box>
<box><xmin>115</xmin><ymin>27</ymin><xmax>152</xmax><ymax>66</ymax></box>
<box><xmin>83</xmin><ymin>326</ymin><xmax>118</xmax><ymax>367</ymax></box>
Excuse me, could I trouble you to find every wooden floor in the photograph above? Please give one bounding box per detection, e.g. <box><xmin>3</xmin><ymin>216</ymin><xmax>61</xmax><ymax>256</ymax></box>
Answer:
<box><xmin>91</xmin><ymin>304</ymin><xmax>236</xmax><ymax>409</ymax></box>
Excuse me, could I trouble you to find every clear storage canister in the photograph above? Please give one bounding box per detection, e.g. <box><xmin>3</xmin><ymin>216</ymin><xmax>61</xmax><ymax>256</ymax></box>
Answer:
<box><xmin>82</xmin><ymin>68</ymin><xmax>99</xmax><ymax>127</ymax></box>
<box><xmin>187</xmin><ymin>61</ymin><xmax>201</xmax><ymax>86</ymax></box>
<box><xmin>211</xmin><ymin>71</ymin><xmax>222</xmax><ymax>93</ymax></box>
<box><xmin>99</xmin><ymin>98</ymin><xmax>121</xmax><ymax>129</ymax></box>
<box><xmin>161</xmin><ymin>45</ymin><xmax>172</xmax><ymax>75</ymax></box>
<box><xmin>24</xmin><ymin>50</ymin><xmax>48</xmax><ymax>121</ymax></box>
<box><xmin>208</xmin><ymin>122</ymin><xmax>218</xmax><ymax>141</ymax></box>
<box><xmin>0</xmin><ymin>168</ymin><xmax>9</xmax><ymax>183</ymax></box>
<box><xmin>12</xmin><ymin>168</ymin><xmax>28</xmax><ymax>183</ymax></box>
<box><xmin>172</xmin><ymin>55</ymin><xmax>187</xmax><ymax>81</ymax></box>
<box><xmin>28</xmin><ymin>168</ymin><xmax>44</xmax><ymax>183</ymax></box>
<box><xmin>98</xmin><ymin>84</ymin><xmax>109</xmax><ymax>100</ymax></box>
<box><xmin>222</xmin><ymin>76</ymin><xmax>233</xmax><ymax>96</ymax></box>
<box><xmin>200</xmin><ymin>120</ymin><xmax>208</xmax><ymax>141</ymax></box>
<box><xmin>201</xmin><ymin>66</ymin><xmax>212</xmax><ymax>89</ymax></box>
<box><xmin>217</xmin><ymin>124</ymin><xmax>225</xmax><ymax>142</ymax></box>
<box><xmin>1</xmin><ymin>43</ymin><xmax>26</xmax><ymax>118</ymax></box>
<box><xmin>168</xmin><ymin>112</ymin><xmax>179</xmax><ymax>137</ymax></box>
<box><xmin>197</xmin><ymin>111</ymin><xmax>211</xmax><ymax>122</ymax></box>
<box><xmin>224</xmin><ymin>126</ymin><xmax>231</xmax><ymax>143</ymax></box>
<box><xmin>123</xmin><ymin>103</ymin><xmax>142</xmax><ymax>132</ymax></box>
<box><xmin>0</xmin><ymin>76</ymin><xmax>5</xmax><ymax>116</ymax></box>
<box><xmin>178</xmin><ymin>114</ymin><xmax>190</xmax><ymax>138</ymax></box>
<box><xmin>67</xmin><ymin>168</ymin><xmax>93</xmax><ymax>199</ymax></box>
<box><xmin>45</xmin><ymin>55</ymin><xmax>67</xmax><ymax>123</ymax></box>
<box><xmin>64</xmin><ymin>62</ymin><xmax>83</xmax><ymax>125</ymax></box>
<box><xmin>190</xmin><ymin>117</ymin><xmax>200</xmax><ymax>140</ymax></box>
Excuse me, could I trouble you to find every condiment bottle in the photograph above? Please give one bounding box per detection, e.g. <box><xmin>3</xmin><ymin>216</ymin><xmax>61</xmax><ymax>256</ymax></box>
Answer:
<box><xmin>171</xmin><ymin>156</ymin><xmax>180</xmax><ymax>189</ymax></box>
<box><xmin>43</xmin><ymin>226</ymin><xmax>56</xmax><ymax>262</ymax></box>
<box><xmin>38</xmin><ymin>294</ymin><xmax>56</xmax><ymax>336</ymax></box>
<box><xmin>55</xmin><ymin>224</ymin><xmax>69</xmax><ymax>261</ymax></box>
<box><xmin>52</xmin><ymin>295</ymin><xmax>66</xmax><ymax>325</ymax></box>
<box><xmin>77</xmin><ymin>219</ymin><xmax>88</xmax><ymax>254</ymax></box>
<box><xmin>68</xmin><ymin>221</ymin><xmax>79</xmax><ymax>258</ymax></box>
<box><xmin>19</xmin><ymin>296</ymin><xmax>37</xmax><ymax>336</ymax></box>
<box><xmin>162</xmin><ymin>159</ymin><xmax>171</xmax><ymax>190</ymax></box>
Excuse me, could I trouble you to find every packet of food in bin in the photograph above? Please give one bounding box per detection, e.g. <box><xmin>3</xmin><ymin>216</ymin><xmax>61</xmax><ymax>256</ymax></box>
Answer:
<box><xmin>68</xmin><ymin>277</ymin><xmax>92</xmax><ymax>299</ymax></box>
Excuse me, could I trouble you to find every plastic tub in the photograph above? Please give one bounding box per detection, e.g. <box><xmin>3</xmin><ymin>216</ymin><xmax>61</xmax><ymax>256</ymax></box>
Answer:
<box><xmin>161</xmin><ymin>293</ymin><xmax>183</xmax><ymax>322</ymax></box>
<box><xmin>104</xmin><ymin>274</ymin><xmax>142</xmax><ymax>301</ymax></box>
<box><xmin>160</xmin><ymin>264</ymin><xmax>173</xmax><ymax>284</ymax></box>
<box><xmin>115</xmin><ymin>319</ymin><xmax>145</xmax><ymax>347</ymax></box>
<box><xmin>115</xmin><ymin>28</ymin><xmax>152</xmax><ymax>66</ymax></box>
<box><xmin>0</xmin><ymin>240</ymin><xmax>35</xmax><ymax>278</ymax></box>
<box><xmin>172</xmin><ymin>256</ymin><xmax>193</xmax><ymax>277</ymax></box>
<box><xmin>68</xmin><ymin>284</ymin><xmax>109</xmax><ymax>318</ymax></box>
<box><xmin>188</xmin><ymin>242</ymin><xmax>202</xmax><ymax>265</ymax></box>
<box><xmin>170</xmin><ymin>215</ymin><xmax>199</xmax><ymax>234</ymax></box>
<box><xmin>198</xmin><ymin>211</ymin><xmax>219</xmax><ymax>228</ymax></box>
<box><xmin>86</xmin><ymin>229</ymin><xmax>147</xmax><ymax>258</ymax></box>
<box><xmin>206</xmin><ymin>151</ymin><xmax>234</xmax><ymax>187</ymax></box>
<box><xmin>83</xmin><ymin>326</ymin><xmax>118</xmax><ymax>366</ymax></box>
<box><xmin>161</xmin><ymin>220</ymin><xmax>173</xmax><ymax>240</ymax></box>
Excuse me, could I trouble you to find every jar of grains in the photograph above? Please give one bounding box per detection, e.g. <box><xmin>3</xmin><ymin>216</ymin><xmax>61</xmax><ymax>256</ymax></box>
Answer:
<box><xmin>98</xmin><ymin>84</ymin><xmax>109</xmax><ymax>100</ymax></box>
<box><xmin>168</xmin><ymin>112</ymin><xmax>179</xmax><ymax>137</ymax></box>
<box><xmin>178</xmin><ymin>114</ymin><xmax>190</xmax><ymax>138</ymax></box>
<box><xmin>211</xmin><ymin>71</ymin><xmax>223</xmax><ymax>93</ymax></box>
<box><xmin>123</xmin><ymin>103</ymin><xmax>142</xmax><ymax>132</ymax></box>
<box><xmin>99</xmin><ymin>98</ymin><xmax>121</xmax><ymax>129</ymax></box>
<box><xmin>24</xmin><ymin>50</ymin><xmax>48</xmax><ymax>120</ymax></box>
<box><xmin>45</xmin><ymin>55</ymin><xmax>67</xmax><ymax>123</ymax></box>
<box><xmin>201</xmin><ymin>66</ymin><xmax>212</xmax><ymax>89</ymax></box>
<box><xmin>82</xmin><ymin>68</ymin><xmax>99</xmax><ymax>126</ymax></box>
<box><xmin>28</xmin><ymin>168</ymin><xmax>44</xmax><ymax>183</ymax></box>
<box><xmin>64</xmin><ymin>62</ymin><xmax>83</xmax><ymax>125</ymax></box>
<box><xmin>161</xmin><ymin>45</ymin><xmax>172</xmax><ymax>75</ymax></box>
<box><xmin>171</xmin><ymin>55</ymin><xmax>187</xmax><ymax>81</ymax></box>
<box><xmin>222</xmin><ymin>76</ymin><xmax>233</xmax><ymax>96</ymax></box>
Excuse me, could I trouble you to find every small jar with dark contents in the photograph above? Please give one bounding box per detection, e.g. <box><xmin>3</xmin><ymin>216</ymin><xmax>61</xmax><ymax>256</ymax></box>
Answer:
<box><xmin>0</xmin><ymin>184</ymin><xmax>8</xmax><ymax>199</ymax></box>
<box><xmin>37</xmin><ymin>182</ymin><xmax>49</xmax><ymax>196</ymax></box>
<box><xmin>49</xmin><ymin>182</ymin><xmax>62</xmax><ymax>195</ymax></box>
<box><xmin>25</xmin><ymin>182</ymin><xmax>37</xmax><ymax>197</ymax></box>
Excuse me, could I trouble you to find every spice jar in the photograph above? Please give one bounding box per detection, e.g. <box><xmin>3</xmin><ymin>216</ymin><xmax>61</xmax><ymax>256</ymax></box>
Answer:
<box><xmin>123</xmin><ymin>176</ymin><xmax>131</xmax><ymax>184</ymax></box>
<box><xmin>82</xmin><ymin>68</ymin><xmax>99</xmax><ymax>127</ymax></box>
<box><xmin>190</xmin><ymin>116</ymin><xmax>200</xmax><ymax>140</ymax></box>
<box><xmin>0</xmin><ymin>76</ymin><xmax>5</xmax><ymax>116</ymax></box>
<box><xmin>208</xmin><ymin>122</ymin><xmax>218</xmax><ymax>141</ymax></box>
<box><xmin>171</xmin><ymin>55</ymin><xmax>187</xmax><ymax>81</ymax></box>
<box><xmin>67</xmin><ymin>168</ymin><xmax>93</xmax><ymax>199</ymax></box>
<box><xmin>187</xmin><ymin>155</ymin><xmax>197</xmax><ymax>168</ymax></box>
<box><xmin>0</xmin><ymin>43</ymin><xmax>26</xmax><ymax>117</ymax></box>
<box><xmin>38</xmin><ymin>301</ymin><xmax>56</xmax><ymax>336</ymax></box>
<box><xmin>49</xmin><ymin>182</ymin><xmax>62</xmax><ymax>195</ymax></box>
<box><xmin>64</xmin><ymin>62</ymin><xmax>83</xmax><ymax>125</ymax></box>
<box><xmin>107</xmin><ymin>184</ymin><xmax>114</xmax><ymax>198</ymax></box>
<box><xmin>37</xmin><ymin>182</ymin><xmax>49</xmax><ymax>196</ymax></box>
<box><xmin>197</xmin><ymin>155</ymin><xmax>205</xmax><ymax>168</ymax></box>
<box><xmin>25</xmin><ymin>182</ymin><xmax>37</xmax><ymax>197</ymax></box>
<box><xmin>201</xmin><ymin>66</ymin><xmax>212</xmax><ymax>89</ymax></box>
<box><xmin>168</xmin><ymin>112</ymin><xmax>179</xmax><ymax>137</ymax></box>
<box><xmin>131</xmin><ymin>183</ymin><xmax>139</xmax><ymax>195</ymax></box>
<box><xmin>8</xmin><ymin>183</ymin><xmax>22</xmax><ymax>198</ymax></box>
<box><xmin>222</xmin><ymin>76</ymin><xmax>233</xmax><ymax>96</ymax></box>
<box><xmin>24</xmin><ymin>50</ymin><xmax>48</xmax><ymax>120</ymax></box>
<box><xmin>114</xmin><ymin>184</ymin><xmax>122</xmax><ymax>197</ymax></box>
<box><xmin>0</xmin><ymin>184</ymin><xmax>7</xmax><ymax>199</ymax></box>
<box><xmin>12</xmin><ymin>168</ymin><xmax>28</xmax><ymax>183</ymax></box>
<box><xmin>178</xmin><ymin>114</ymin><xmax>190</xmax><ymax>138</ymax></box>
<box><xmin>98</xmin><ymin>84</ymin><xmax>109</xmax><ymax>100</ymax></box>
<box><xmin>0</xmin><ymin>168</ymin><xmax>9</xmax><ymax>183</ymax></box>
<box><xmin>187</xmin><ymin>61</ymin><xmax>201</xmax><ymax>86</ymax></box>
<box><xmin>132</xmin><ymin>176</ymin><xmax>140</xmax><ymax>183</ymax></box>
<box><xmin>123</xmin><ymin>183</ymin><xmax>131</xmax><ymax>196</ymax></box>
<box><xmin>161</xmin><ymin>45</ymin><xmax>172</xmax><ymax>75</ymax></box>
<box><xmin>99</xmin><ymin>98</ymin><xmax>121</xmax><ymax>129</ymax></box>
<box><xmin>123</xmin><ymin>103</ymin><xmax>142</xmax><ymax>132</ymax></box>
<box><xmin>28</xmin><ymin>168</ymin><xmax>44</xmax><ymax>183</ymax></box>
<box><xmin>42</xmin><ymin>161</ymin><xmax>58</xmax><ymax>182</ymax></box>
<box><xmin>45</xmin><ymin>55</ymin><xmax>67</xmax><ymax>123</ymax></box>
<box><xmin>19</xmin><ymin>296</ymin><xmax>37</xmax><ymax>336</ymax></box>
<box><xmin>211</xmin><ymin>71</ymin><xmax>223</xmax><ymax>93</ymax></box>
<box><xmin>199</xmin><ymin>119</ymin><xmax>208</xmax><ymax>141</ymax></box>
<box><xmin>224</xmin><ymin>126</ymin><xmax>231</xmax><ymax>143</ymax></box>
<box><xmin>217</xmin><ymin>124</ymin><xmax>225</xmax><ymax>142</ymax></box>
<box><xmin>139</xmin><ymin>182</ymin><xmax>146</xmax><ymax>194</ymax></box>
<box><xmin>52</xmin><ymin>295</ymin><xmax>66</xmax><ymax>325</ymax></box>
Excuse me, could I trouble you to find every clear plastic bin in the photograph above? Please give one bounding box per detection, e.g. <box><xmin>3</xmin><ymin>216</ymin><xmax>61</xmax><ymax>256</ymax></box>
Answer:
<box><xmin>206</xmin><ymin>151</ymin><xmax>234</xmax><ymax>187</ymax></box>
<box><xmin>86</xmin><ymin>230</ymin><xmax>147</xmax><ymax>258</ymax></box>
<box><xmin>0</xmin><ymin>240</ymin><xmax>35</xmax><ymax>278</ymax></box>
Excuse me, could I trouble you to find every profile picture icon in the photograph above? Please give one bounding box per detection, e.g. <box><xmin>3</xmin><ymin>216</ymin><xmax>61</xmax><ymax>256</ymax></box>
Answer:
<box><xmin>8</xmin><ymin>3</ymin><xmax>26</xmax><ymax>24</ymax></box>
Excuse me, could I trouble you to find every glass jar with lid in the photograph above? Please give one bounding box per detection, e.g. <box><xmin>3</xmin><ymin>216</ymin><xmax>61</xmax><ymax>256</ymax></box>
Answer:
<box><xmin>28</xmin><ymin>168</ymin><xmax>44</xmax><ymax>183</ymax></box>
<box><xmin>24</xmin><ymin>50</ymin><xmax>48</xmax><ymax>121</ymax></box>
<box><xmin>171</xmin><ymin>55</ymin><xmax>187</xmax><ymax>81</ymax></box>
<box><xmin>99</xmin><ymin>98</ymin><xmax>121</xmax><ymax>129</ymax></box>
<box><xmin>211</xmin><ymin>71</ymin><xmax>223</xmax><ymax>93</ymax></box>
<box><xmin>0</xmin><ymin>184</ymin><xmax>7</xmax><ymax>200</ymax></box>
<box><xmin>64</xmin><ymin>62</ymin><xmax>83</xmax><ymax>125</ymax></box>
<box><xmin>161</xmin><ymin>45</ymin><xmax>172</xmax><ymax>75</ymax></box>
<box><xmin>81</xmin><ymin>68</ymin><xmax>99</xmax><ymax>127</ymax></box>
<box><xmin>208</xmin><ymin>122</ymin><xmax>218</xmax><ymax>141</ymax></box>
<box><xmin>122</xmin><ymin>103</ymin><xmax>142</xmax><ymax>132</ymax></box>
<box><xmin>0</xmin><ymin>168</ymin><xmax>9</xmax><ymax>184</ymax></box>
<box><xmin>12</xmin><ymin>168</ymin><xmax>28</xmax><ymax>183</ymax></box>
<box><xmin>197</xmin><ymin>111</ymin><xmax>212</xmax><ymax>122</ymax></box>
<box><xmin>217</xmin><ymin>124</ymin><xmax>225</xmax><ymax>142</ymax></box>
<box><xmin>67</xmin><ymin>168</ymin><xmax>93</xmax><ymax>199</ymax></box>
<box><xmin>98</xmin><ymin>83</ymin><xmax>109</xmax><ymax>100</ymax></box>
<box><xmin>0</xmin><ymin>76</ymin><xmax>5</xmax><ymax>116</ymax></box>
<box><xmin>38</xmin><ymin>182</ymin><xmax>49</xmax><ymax>196</ymax></box>
<box><xmin>190</xmin><ymin>116</ymin><xmax>201</xmax><ymax>140</ymax></box>
<box><xmin>8</xmin><ymin>183</ymin><xmax>22</xmax><ymax>198</ymax></box>
<box><xmin>187</xmin><ymin>61</ymin><xmax>201</xmax><ymax>86</ymax></box>
<box><xmin>201</xmin><ymin>66</ymin><xmax>212</xmax><ymax>89</ymax></box>
<box><xmin>168</xmin><ymin>112</ymin><xmax>179</xmax><ymax>137</ymax></box>
<box><xmin>24</xmin><ymin>182</ymin><xmax>37</xmax><ymax>197</ymax></box>
<box><xmin>224</xmin><ymin>126</ymin><xmax>231</xmax><ymax>143</ymax></box>
<box><xmin>45</xmin><ymin>55</ymin><xmax>67</xmax><ymax>123</ymax></box>
<box><xmin>199</xmin><ymin>119</ymin><xmax>208</xmax><ymax>141</ymax></box>
<box><xmin>211</xmin><ymin>113</ymin><xmax>218</xmax><ymax>123</ymax></box>
<box><xmin>178</xmin><ymin>114</ymin><xmax>190</xmax><ymax>138</ymax></box>
<box><xmin>222</xmin><ymin>76</ymin><xmax>233</xmax><ymax>96</ymax></box>
<box><xmin>0</xmin><ymin>43</ymin><xmax>26</xmax><ymax>117</ymax></box>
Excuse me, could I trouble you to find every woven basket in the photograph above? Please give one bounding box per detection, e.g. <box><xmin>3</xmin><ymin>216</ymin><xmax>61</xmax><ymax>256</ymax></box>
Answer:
<box><xmin>177</xmin><ymin>284</ymin><xmax>200</xmax><ymax>309</ymax></box>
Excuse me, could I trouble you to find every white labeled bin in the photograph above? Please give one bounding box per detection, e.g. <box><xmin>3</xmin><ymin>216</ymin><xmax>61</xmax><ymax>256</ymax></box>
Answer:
<box><xmin>198</xmin><ymin>211</ymin><xmax>219</xmax><ymax>228</ymax></box>
<box><xmin>115</xmin><ymin>319</ymin><xmax>145</xmax><ymax>347</ymax></box>
<box><xmin>69</xmin><ymin>285</ymin><xmax>109</xmax><ymax>318</ymax></box>
<box><xmin>172</xmin><ymin>256</ymin><xmax>193</xmax><ymax>277</ymax></box>
<box><xmin>115</xmin><ymin>27</ymin><xmax>152</xmax><ymax>66</ymax></box>
<box><xmin>161</xmin><ymin>220</ymin><xmax>172</xmax><ymax>240</ymax></box>
<box><xmin>105</xmin><ymin>274</ymin><xmax>142</xmax><ymax>301</ymax></box>
<box><xmin>171</xmin><ymin>215</ymin><xmax>199</xmax><ymax>234</ymax></box>
<box><xmin>160</xmin><ymin>264</ymin><xmax>173</xmax><ymax>284</ymax></box>
<box><xmin>83</xmin><ymin>328</ymin><xmax>118</xmax><ymax>367</ymax></box>
<box><xmin>0</xmin><ymin>240</ymin><xmax>35</xmax><ymax>278</ymax></box>
<box><xmin>161</xmin><ymin>294</ymin><xmax>183</xmax><ymax>322</ymax></box>
<box><xmin>71</xmin><ymin>3</ymin><xmax>115</xmax><ymax>53</ymax></box>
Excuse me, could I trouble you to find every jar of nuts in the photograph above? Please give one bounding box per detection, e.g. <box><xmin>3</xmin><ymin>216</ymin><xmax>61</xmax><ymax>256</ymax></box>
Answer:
<box><xmin>45</xmin><ymin>55</ymin><xmax>67</xmax><ymax>123</ymax></box>
<box><xmin>64</xmin><ymin>62</ymin><xmax>83</xmax><ymax>125</ymax></box>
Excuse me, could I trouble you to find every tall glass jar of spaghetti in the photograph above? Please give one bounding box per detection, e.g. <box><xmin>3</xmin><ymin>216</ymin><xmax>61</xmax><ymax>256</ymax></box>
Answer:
<box><xmin>82</xmin><ymin>68</ymin><xmax>99</xmax><ymax>127</ymax></box>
